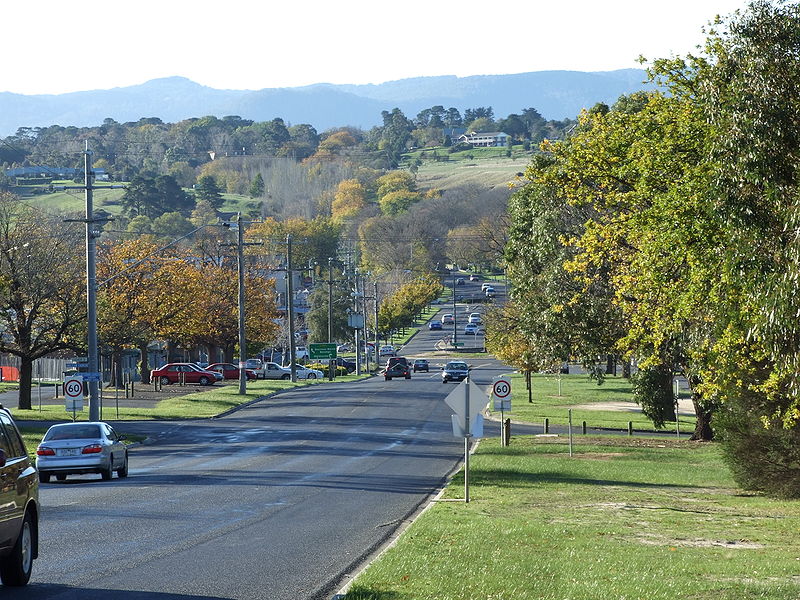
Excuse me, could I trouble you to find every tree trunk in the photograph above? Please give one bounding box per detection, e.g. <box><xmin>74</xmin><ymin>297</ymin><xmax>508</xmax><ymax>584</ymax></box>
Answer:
<box><xmin>139</xmin><ymin>343</ymin><xmax>151</xmax><ymax>385</ymax></box>
<box><xmin>605</xmin><ymin>354</ymin><xmax>615</xmax><ymax>375</ymax></box>
<box><xmin>690</xmin><ymin>391</ymin><xmax>714</xmax><ymax>441</ymax></box>
<box><xmin>526</xmin><ymin>370</ymin><xmax>532</xmax><ymax>403</ymax></box>
<box><xmin>112</xmin><ymin>350</ymin><xmax>124</xmax><ymax>388</ymax></box>
<box><xmin>17</xmin><ymin>357</ymin><xmax>33</xmax><ymax>410</ymax></box>
<box><xmin>621</xmin><ymin>358</ymin><xmax>631</xmax><ymax>379</ymax></box>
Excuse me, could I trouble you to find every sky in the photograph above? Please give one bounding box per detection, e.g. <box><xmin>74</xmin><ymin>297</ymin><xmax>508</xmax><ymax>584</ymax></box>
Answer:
<box><xmin>2</xmin><ymin>0</ymin><xmax>751</xmax><ymax>95</ymax></box>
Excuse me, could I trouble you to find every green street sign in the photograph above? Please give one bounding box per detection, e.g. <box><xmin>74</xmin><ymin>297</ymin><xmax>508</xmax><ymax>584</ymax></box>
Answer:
<box><xmin>309</xmin><ymin>343</ymin><xmax>337</xmax><ymax>359</ymax></box>
<box><xmin>452</xmin><ymin>342</ymin><xmax>464</xmax><ymax>347</ymax></box>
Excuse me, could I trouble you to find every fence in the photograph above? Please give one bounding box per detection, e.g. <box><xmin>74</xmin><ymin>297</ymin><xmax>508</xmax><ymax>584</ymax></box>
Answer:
<box><xmin>0</xmin><ymin>355</ymin><xmax>123</xmax><ymax>384</ymax></box>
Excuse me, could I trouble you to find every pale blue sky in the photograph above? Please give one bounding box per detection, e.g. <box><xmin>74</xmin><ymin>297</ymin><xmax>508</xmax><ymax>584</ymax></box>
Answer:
<box><xmin>3</xmin><ymin>0</ymin><xmax>751</xmax><ymax>95</ymax></box>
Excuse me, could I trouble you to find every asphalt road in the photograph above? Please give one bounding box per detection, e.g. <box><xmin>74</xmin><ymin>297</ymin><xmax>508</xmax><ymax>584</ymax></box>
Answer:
<box><xmin>8</xmin><ymin>358</ymin><xmax>511</xmax><ymax>600</ymax></box>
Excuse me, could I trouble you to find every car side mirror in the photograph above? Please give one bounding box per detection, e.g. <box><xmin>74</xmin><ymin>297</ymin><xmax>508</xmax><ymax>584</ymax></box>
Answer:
<box><xmin>0</xmin><ymin>448</ymin><xmax>6</xmax><ymax>467</ymax></box>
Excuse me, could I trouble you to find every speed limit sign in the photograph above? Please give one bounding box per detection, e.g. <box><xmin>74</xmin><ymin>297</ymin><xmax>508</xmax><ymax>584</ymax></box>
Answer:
<box><xmin>492</xmin><ymin>376</ymin><xmax>512</xmax><ymax>411</ymax></box>
<box><xmin>64</xmin><ymin>375</ymin><xmax>84</xmax><ymax>412</ymax></box>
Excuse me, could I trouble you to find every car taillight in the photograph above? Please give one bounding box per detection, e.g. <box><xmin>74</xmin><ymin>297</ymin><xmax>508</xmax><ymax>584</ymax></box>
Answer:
<box><xmin>36</xmin><ymin>446</ymin><xmax>55</xmax><ymax>456</ymax></box>
<box><xmin>82</xmin><ymin>444</ymin><xmax>103</xmax><ymax>454</ymax></box>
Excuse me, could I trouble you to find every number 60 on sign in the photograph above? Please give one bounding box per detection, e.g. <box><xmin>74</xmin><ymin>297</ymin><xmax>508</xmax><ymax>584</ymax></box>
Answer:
<box><xmin>491</xmin><ymin>375</ymin><xmax>512</xmax><ymax>411</ymax></box>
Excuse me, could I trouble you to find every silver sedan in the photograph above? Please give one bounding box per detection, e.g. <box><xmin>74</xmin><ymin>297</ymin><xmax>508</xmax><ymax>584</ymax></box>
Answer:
<box><xmin>35</xmin><ymin>422</ymin><xmax>128</xmax><ymax>483</ymax></box>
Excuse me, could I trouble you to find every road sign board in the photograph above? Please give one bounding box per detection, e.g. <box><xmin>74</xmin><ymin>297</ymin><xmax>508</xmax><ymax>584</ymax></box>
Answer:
<box><xmin>64</xmin><ymin>375</ymin><xmax>84</xmax><ymax>412</ymax></box>
<box><xmin>444</xmin><ymin>379</ymin><xmax>488</xmax><ymax>437</ymax></box>
<box><xmin>492</xmin><ymin>375</ymin><xmax>512</xmax><ymax>411</ymax></box>
<box><xmin>309</xmin><ymin>343</ymin><xmax>337</xmax><ymax>360</ymax></box>
<box><xmin>81</xmin><ymin>372</ymin><xmax>102</xmax><ymax>382</ymax></box>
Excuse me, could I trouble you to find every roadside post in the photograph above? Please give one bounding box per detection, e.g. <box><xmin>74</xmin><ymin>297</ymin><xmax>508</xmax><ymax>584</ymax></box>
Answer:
<box><xmin>444</xmin><ymin>376</ymin><xmax>488</xmax><ymax>502</ymax></box>
<box><xmin>491</xmin><ymin>375</ymin><xmax>512</xmax><ymax>447</ymax></box>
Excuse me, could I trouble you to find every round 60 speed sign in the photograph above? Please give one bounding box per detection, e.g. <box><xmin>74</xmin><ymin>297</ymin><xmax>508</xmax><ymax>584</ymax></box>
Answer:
<box><xmin>492</xmin><ymin>376</ymin><xmax>512</xmax><ymax>411</ymax></box>
<box><xmin>64</xmin><ymin>377</ymin><xmax>83</xmax><ymax>400</ymax></box>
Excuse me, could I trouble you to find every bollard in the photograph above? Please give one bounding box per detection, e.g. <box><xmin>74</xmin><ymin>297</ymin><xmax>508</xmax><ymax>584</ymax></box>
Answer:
<box><xmin>628</xmin><ymin>421</ymin><xmax>633</xmax><ymax>436</ymax></box>
<box><xmin>130</xmin><ymin>380</ymin><xmax>134</xmax><ymax>397</ymax></box>
<box><xmin>54</xmin><ymin>383</ymin><xmax>61</xmax><ymax>399</ymax></box>
<box><xmin>582</xmin><ymin>420</ymin><xmax>587</xmax><ymax>435</ymax></box>
<box><xmin>544</xmin><ymin>417</ymin><xmax>549</xmax><ymax>434</ymax></box>
<box><xmin>503</xmin><ymin>418</ymin><xmax>511</xmax><ymax>446</ymax></box>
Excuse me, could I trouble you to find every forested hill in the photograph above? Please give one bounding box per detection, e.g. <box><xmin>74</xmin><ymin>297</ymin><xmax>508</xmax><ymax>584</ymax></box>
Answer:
<box><xmin>0</xmin><ymin>69</ymin><xmax>652</xmax><ymax>136</ymax></box>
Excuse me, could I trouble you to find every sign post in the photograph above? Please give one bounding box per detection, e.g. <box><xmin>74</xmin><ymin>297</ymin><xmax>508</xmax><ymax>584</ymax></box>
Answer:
<box><xmin>64</xmin><ymin>375</ymin><xmax>84</xmax><ymax>421</ymax></box>
<box><xmin>444</xmin><ymin>376</ymin><xmax>488</xmax><ymax>502</ymax></box>
<box><xmin>491</xmin><ymin>375</ymin><xmax>512</xmax><ymax>446</ymax></box>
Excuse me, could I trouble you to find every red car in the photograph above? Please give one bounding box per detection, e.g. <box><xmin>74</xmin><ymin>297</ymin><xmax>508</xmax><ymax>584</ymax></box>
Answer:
<box><xmin>207</xmin><ymin>363</ymin><xmax>258</xmax><ymax>381</ymax></box>
<box><xmin>151</xmin><ymin>363</ymin><xmax>219</xmax><ymax>385</ymax></box>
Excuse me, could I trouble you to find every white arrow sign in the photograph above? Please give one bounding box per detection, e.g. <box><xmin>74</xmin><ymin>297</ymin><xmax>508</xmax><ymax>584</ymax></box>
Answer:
<box><xmin>444</xmin><ymin>379</ymin><xmax>488</xmax><ymax>437</ymax></box>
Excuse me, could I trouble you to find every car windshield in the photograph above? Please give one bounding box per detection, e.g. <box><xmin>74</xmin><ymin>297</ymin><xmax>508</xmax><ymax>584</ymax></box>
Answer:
<box><xmin>447</xmin><ymin>362</ymin><xmax>468</xmax><ymax>370</ymax></box>
<box><xmin>45</xmin><ymin>424</ymin><xmax>102</xmax><ymax>441</ymax></box>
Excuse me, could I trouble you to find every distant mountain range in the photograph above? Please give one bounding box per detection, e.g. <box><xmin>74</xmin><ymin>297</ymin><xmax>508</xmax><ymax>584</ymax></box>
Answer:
<box><xmin>0</xmin><ymin>70</ymin><xmax>654</xmax><ymax>137</ymax></box>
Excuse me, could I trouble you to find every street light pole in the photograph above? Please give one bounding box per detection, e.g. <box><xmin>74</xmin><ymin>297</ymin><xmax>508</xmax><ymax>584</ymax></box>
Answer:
<box><xmin>452</xmin><ymin>273</ymin><xmax>458</xmax><ymax>349</ymax></box>
<box><xmin>236</xmin><ymin>213</ymin><xmax>247</xmax><ymax>395</ymax></box>
<box><xmin>286</xmin><ymin>234</ymin><xmax>297</xmax><ymax>382</ymax></box>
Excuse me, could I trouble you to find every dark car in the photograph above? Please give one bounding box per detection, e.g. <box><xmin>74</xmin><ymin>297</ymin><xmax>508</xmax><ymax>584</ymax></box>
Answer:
<box><xmin>384</xmin><ymin>362</ymin><xmax>411</xmax><ymax>380</ymax></box>
<box><xmin>428</xmin><ymin>321</ymin><xmax>443</xmax><ymax>330</ymax></box>
<box><xmin>0</xmin><ymin>406</ymin><xmax>39</xmax><ymax>586</ymax></box>
<box><xmin>207</xmin><ymin>363</ymin><xmax>258</xmax><ymax>380</ymax></box>
<box><xmin>413</xmin><ymin>359</ymin><xmax>429</xmax><ymax>372</ymax></box>
<box><xmin>334</xmin><ymin>357</ymin><xmax>357</xmax><ymax>373</ymax></box>
<box><xmin>442</xmin><ymin>361</ymin><xmax>470</xmax><ymax>383</ymax></box>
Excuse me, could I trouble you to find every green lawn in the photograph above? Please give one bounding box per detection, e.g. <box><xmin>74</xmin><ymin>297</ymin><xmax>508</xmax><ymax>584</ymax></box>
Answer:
<box><xmin>343</xmin><ymin>436</ymin><xmax>800</xmax><ymax>600</ymax></box>
<box><xmin>14</xmin><ymin>375</ymin><xmax>368</xmax><ymax>423</ymax></box>
<box><xmin>484</xmin><ymin>372</ymin><xmax>694</xmax><ymax>433</ymax></box>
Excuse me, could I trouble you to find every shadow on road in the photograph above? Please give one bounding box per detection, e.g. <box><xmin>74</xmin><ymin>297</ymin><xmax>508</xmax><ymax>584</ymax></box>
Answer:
<box><xmin>2</xmin><ymin>584</ymin><xmax>231</xmax><ymax>600</ymax></box>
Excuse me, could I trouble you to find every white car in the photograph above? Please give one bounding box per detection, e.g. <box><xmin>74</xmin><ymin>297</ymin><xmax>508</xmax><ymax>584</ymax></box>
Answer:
<box><xmin>379</xmin><ymin>345</ymin><xmax>397</xmax><ymax>357</ymax></box>
<box><xmin>285</xmin><ymin>364</ymin><xmax>324</xmax><ymax>379</ymax></box>
<box><xmin>468</xmin><ymin>313</ymin><xmax>482</xmax><ymax>324</ymax></box>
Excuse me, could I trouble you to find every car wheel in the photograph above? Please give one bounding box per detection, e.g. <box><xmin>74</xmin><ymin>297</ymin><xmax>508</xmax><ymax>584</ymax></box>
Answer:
<box><xmin>405</xmin><ymin>375</ymin><xmax>411</xmax><ymax>379</ymax></box>
<box><xmin>442</xmin><ymin>379</ymin><xmax>448</xmax><ymax>384</ymax></box>
<box><xmin>55</xmin><ymin>474</ymin><xmax>67</xmax><ymax>482</ymax></box>
<box><xmin>38</xmin><ymin>472</ymin><xmax>50</xmax><ymax>483</ymax></box>
<box><xmin>117</xmin><ymin>452</ymin><xmax>128</xmax><ymax>478</ymax></box>
<box><xmin>199</xmin><ymin>376</ymin><xmax>210</xmax><ymax>385</ymax></box>
<box><xmin>307</xmin><ymin>373</ymin><xmax>316</xmax><ymax>379</ymax></box>
<box><xmin>281</xmin><ymin>373</ymin><xmax>290</xmax><ymax>380</ymax></box>
<box><xmin>160</xmin><ymin>376</ymin><xmax>171</xmax><ymax>385</ymax></box>
<box><xmin>101</xmin><ymin>458</ymin><xmax>113</xmax><ymax>481</ymax></box>
<box><xmin>0</xmin><ymin>510</ymin><xmax>34</xmax><ymax>586</ymax></box>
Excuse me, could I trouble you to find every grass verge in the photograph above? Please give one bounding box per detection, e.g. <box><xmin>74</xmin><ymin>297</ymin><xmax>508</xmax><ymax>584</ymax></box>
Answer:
<box><xmin>484</xmin><ymin>372</ymin><xmax>695</xmax><ymax>432</ymax></box>
<box><xmin>12</xmin><ymin>375</ymin><xmax>369</xmax><ymax>422</ymax></box>
<box><xmin>343</xmin><ymin>435</ymin><xmax>800</xmax><ymax>600</ymax></box>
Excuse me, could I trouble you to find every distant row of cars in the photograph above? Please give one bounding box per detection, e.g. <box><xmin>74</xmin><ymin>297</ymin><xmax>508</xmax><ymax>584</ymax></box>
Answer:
<box><xmin>149</xmin><ymin>360</ymin><xmax>327</xmax><ymax>385</ymax></box>
<box><xmin>381</xmin><ymin>355</ymin><xmax>471</xmax><ymax>384</ymax></box>
<box><xmin>429</xmin><ymin>312</ymin><xmax>485</xmax><ymax>335</ymax></box>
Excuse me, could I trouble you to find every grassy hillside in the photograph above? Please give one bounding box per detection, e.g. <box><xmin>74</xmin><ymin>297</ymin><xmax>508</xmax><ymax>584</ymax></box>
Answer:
<box><xmin>404</xmin><ymin>145</ymin><xmax>533</xmax><ymax>192</ymax></box>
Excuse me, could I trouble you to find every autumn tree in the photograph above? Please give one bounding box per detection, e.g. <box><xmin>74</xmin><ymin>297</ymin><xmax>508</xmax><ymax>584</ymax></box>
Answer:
<box><xmin>0</xmin><ymin>195</ymin><xmax>85</xmax><ymax>409</ymax></box>
<box><xmin>331</xmin><ymin>179</ymin><xmax>368</xmax><ymax>221</ymax></box>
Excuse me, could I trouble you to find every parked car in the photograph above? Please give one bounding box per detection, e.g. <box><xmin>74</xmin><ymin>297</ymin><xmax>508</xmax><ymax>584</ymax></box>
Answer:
<box><xmin>428</xmin><ymin>321</ymin><xmax>443</xmax><ymax>330</ymax></box>
<box><xmin>0</xmin><ymin>405</ymin><xmax>39</xmax><ymax>586</ymax></box>
<box><xmin>282</xmin><ymin>364</ymin><xmax>323</xmax><ymax>379</ymax></box>
<box><xmin>384</xmin><ymin>362</ymin><xmax>411</xmax><ymax>380</ymax></box>
<box><xmin>412</xmin><ymin>359</ymin><xmax>429</xmax><ymax>372</ymax></box>
<box><xmin>442</xmin><ymin>361</ymin><xmax>470</xmax><ymax>383</ymax></box>
<box><xmin>481</xmin><ymin>283</ymin><xmax>492</xmax><ymax>292</ymax></box>
<box><xmin>469</xmin><ymin>274</ymin><xmax>481</xmax><ymax>282</ymax></box>
<box><xmin>36</xmin><ymin>421</ymin><xmax>128</xmax><ymax>483</ymax></box>
<box><xmin>206</xmin><ymin>363</ymin><xmax>258</xmax><ymax>381</ymax></box>
<box><xmin>379</xmin><ymin>345</ymin><xmax>397</xmax><ymax>357</ymax></box>
<box><xmin>336</xmin><ymin>344</ymin><xmax>352</xmax><ymax>353</ymax></box>
<box><xmin>441</xmin><ymin>313</ymin><xmax>454</xmax><ymax>325</ymax></box>
<box><xmin>151</xmin><ymin>363</ymin><xmax>219</xmax><ymax>385</ymax></box>
<box><xmin>333</xmin><ymin>357</ymin><xmax>357</xmax><ymax>373</ymax></box>
<box><xmin>464</xmin><ymin>323</ymin><xmax>480</xmax><ymax>335</ymax></box>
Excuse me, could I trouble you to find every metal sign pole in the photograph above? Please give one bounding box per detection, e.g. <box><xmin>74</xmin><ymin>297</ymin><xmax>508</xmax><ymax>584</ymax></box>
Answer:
<box><xmin>465</xmin><ymin>375</ymin><xmax>471</xmax><ymax>503</ymax></box>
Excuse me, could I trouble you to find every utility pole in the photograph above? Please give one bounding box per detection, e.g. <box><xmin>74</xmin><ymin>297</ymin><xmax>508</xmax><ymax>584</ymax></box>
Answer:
<box><xmin>374</xmin><ymin>281</ymin><xmax>379</xmax><ymax>352</ymax></box>
<box><xmin>452</xmin><ymin>273</ymin><xmax>458</xmax><ymax>349</ymax></box>
<box><xmin>328</xmin><ymin>257</ymin><xmax>334</xmax><ymax>344</ymax></box>
<box><xmin>84</xmin><ymin>143</ymin><xmax>100</xmax><ymax>421</ymax></box>
<box><xmin>286</xmin><ymin>234</ymin><xmax>297</xmax><ymax>382</ymax></box>
<box><xmin>235</xmin><ymin>214</ymin><xmax>247</xmax><ymax>395</ymax></box>
<box><xmin>361</xmin><ymin>275</ymin><xmax>369</xmax><ymax>373</ymax></box>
